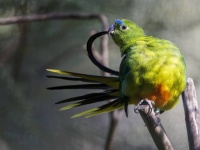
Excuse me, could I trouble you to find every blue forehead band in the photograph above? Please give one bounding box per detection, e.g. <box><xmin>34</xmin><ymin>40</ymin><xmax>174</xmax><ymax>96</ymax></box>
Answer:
<box><xmin>114</xmin><ymin>19</ymin><xmax>124</xmax><ymax>26</ymax></box>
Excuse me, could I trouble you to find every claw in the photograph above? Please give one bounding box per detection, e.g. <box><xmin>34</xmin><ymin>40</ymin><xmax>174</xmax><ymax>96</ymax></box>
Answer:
<box><xmin>134</xmin><ymin>100</ymin><xmax>145</xmax><ymax>113</ymax></box>
<box><xmin>134</xmin><ymin>99</ymin><xmax>155</xmax><ymax>114</ymax></box>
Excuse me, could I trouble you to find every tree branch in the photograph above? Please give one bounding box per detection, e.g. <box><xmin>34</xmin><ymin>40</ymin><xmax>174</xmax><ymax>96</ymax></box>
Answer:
<box><xmin>138</xmin><ymin>100</ymin><xmax>174</xmax><ymax>150</ymax></box>
<box><xmin>0</xmin><ymin>13</ymin><xmax>108</xmax><ymax>26</ymax></box>
<box><xmin>182</xmin><ymin>78</ymin><xmax>200</xmax><ymax>150</ymax></box>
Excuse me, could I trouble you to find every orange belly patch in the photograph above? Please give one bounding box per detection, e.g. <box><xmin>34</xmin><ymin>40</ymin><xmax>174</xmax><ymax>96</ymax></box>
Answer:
<box><xmin>144</xmin><ymin>84</ymin><xmax>171</xmax><ymax>108</ymax></box>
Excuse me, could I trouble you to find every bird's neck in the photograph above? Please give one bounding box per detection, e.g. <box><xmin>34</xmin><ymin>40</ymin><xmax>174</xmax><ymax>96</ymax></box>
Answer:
<box><xmin>119</xmin><ymin>37</ymin><xmax>144</xmax><ymax>56</ymax></box>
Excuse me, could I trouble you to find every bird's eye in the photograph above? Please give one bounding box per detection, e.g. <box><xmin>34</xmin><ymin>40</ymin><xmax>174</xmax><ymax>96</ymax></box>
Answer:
<box><xmin>122</xmin><ymin>25</ymin><xmax>127</xmax><ymax>30</ymax></box>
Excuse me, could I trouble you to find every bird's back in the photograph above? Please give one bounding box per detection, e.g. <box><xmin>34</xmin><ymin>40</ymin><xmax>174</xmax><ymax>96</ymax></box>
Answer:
<box><xmin>120</xmin><ymin>36</ymin><xmax>186</xmax><ymax>111</ymax></box>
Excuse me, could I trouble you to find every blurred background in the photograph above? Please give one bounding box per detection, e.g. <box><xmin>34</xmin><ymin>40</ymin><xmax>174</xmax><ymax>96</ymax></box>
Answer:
<box><xmin>0</xmin><ymin>0</ymin><xmax>200</xmax><ymax>150</ymax></box>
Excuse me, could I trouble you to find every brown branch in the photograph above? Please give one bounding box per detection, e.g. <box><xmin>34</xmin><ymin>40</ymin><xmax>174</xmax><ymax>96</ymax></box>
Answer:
<box><xmin>138</xmin><ymin>100</ymin><xmax>174</xmax><ymax>150</ymax></box>
<box><xmin>182</xmin><ymin>78</ymin><xmax>200</xmax><ymax>150</ymax></box>
<box><xmin>0</xmin><ymin>13</ymin><xmax>108</xmax><ymax>26</ymax></box>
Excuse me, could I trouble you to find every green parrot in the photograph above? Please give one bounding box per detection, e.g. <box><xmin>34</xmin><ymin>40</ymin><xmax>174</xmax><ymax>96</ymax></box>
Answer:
<box><xmin>47</xmin><ymin>19</ymin><xmax>186</xmax><ymax>118</ymax></box>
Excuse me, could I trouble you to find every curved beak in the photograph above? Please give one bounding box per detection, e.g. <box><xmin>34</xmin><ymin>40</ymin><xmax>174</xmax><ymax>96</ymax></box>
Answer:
<box><xmin>108</xmin><ymin>24</ymin><xmax>115</xmax><ymax>35</ymax></box>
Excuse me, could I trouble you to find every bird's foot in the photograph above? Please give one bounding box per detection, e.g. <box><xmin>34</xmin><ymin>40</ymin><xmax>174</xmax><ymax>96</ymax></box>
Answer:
<box><xmin>135</xmin><ymin>99</ymin><xmax>162</xmax><ymax>127</ymax></box>
<box><xmin>134</xmin><ymin>99</ymin><xmax>155</xmax><ymax>114</ymax></box>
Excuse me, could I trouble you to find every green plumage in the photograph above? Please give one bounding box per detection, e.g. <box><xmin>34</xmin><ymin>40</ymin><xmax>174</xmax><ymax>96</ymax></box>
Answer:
<box><xmin>47</xmin><ymin>19</ymin><xmax>186</xmax><ymax>117</ymax></box>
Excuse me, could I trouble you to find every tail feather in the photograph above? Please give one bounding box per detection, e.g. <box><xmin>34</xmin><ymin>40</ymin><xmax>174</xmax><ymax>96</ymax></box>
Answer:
<box><xmin>60</xmin><ymin>95</ymin><xmax>117</xmax><ymax>111</ymax></box>
<box><xmin>47</xmin><ymin>83</ymin><xmax>110</xmax><ymax>90</ymax></box>
<box><xmin>71</xmin><ymin>98</ymin><xmax>123</xmax><ymax>118</ymax></box>
<box><xmin>59</xmin><ymin>90</ymin><xmax>119</xmax><ymax>110</ymax></box>
<box><xmin>46</xmin><ymin>69</ymin><xmax>119</xmax><ymax>88</ymax></box>
<box><xmin>56</xmin><ymin>92</ymin><xmax>109</xmax><ymax>104</ymax></box>
<box><xmin>46</xmin><ymin>69</ymin><xmax>123</xmax><ymax>118</ymax></box>
<box><xmin>46</xmin><ymin>75</ymin><xmax>97</xmax><ymax>83</ymax></box>
<box><xmin>56</xmin><ymin>89</ymin><xmax>119</xmax><ymax>104</ymax></box>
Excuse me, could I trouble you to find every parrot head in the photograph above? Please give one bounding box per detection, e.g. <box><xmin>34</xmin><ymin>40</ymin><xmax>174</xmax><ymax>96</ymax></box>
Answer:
<box><xmin>108</xmin><ymin>19</ymin><xmax>145</xmax><ymax>48</ymax></box>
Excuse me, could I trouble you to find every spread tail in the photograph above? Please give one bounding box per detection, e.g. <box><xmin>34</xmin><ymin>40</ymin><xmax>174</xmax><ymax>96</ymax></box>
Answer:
<box><xmin>47</xmin><ymin>69</ymin><xmax>122</xmax><ymax>117</ymax></box>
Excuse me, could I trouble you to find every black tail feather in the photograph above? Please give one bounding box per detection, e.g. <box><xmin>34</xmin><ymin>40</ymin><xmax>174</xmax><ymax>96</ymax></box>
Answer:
<box><xmin>95</xmin><ymin>97</ymin><xmax>122</xmax><ymax>111</ymax></box>
<box><xmin>55</xmin><ymin>89</ymin><xmax>118</xmax><ymax>104</ymax></box>
<box><xmin>46</xmin><ymin>75</ymin><xmax>97</xmax><ymax>83</ymax></box>
<box><xmin>55</xmin><ymin>92</ymin><xmax>106</xmax><ymax>104</ymax></box>
<box><xmin>73</xmin><ymin>95</ymin><xmax>117</xmax><ymax>107</ymax></box>
<box><xmin>47</xmin><ymin>83</ymin><xmax>110</xmax><ymax>90</ymax></box>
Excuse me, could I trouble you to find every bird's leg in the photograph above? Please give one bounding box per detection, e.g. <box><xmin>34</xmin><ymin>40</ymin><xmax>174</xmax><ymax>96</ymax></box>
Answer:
<box><xmin>154</xmin><ymin>108</ymin><xmax>165</xmax><ymax>115</ymax></box>
<box><xmin>134</xmin><ymin>99</ymin><xmax>155</xmax><ymax>114</ymax></box>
